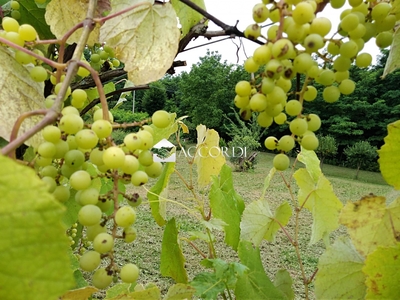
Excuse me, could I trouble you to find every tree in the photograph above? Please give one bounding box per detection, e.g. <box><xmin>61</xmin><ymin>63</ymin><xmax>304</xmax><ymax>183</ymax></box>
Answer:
<box><xmin>315</xmin><ymin>135</ymin><xmax>338</xmax><ymax>168</ymax></box>
<box><xmin>140</xmin><ymin>81</ymin><xmax>168</xmax><ymax>115</ymax></box>
<box><xmin>344</xmin><ymin>141</ymin><xmax>378</xmax><ymax>179</ymax></box>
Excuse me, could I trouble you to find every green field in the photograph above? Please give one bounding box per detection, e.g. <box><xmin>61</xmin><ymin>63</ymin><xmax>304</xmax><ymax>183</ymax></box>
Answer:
<box><xmin>115</xmin><ymin>152</ymin><xmax>393</xmax><ymax>298</ymax></box>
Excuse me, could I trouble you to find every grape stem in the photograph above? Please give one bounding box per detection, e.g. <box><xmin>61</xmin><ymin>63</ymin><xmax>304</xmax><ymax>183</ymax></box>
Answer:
<box><xmin>180</xmin><ymin>237</ymin><xmax>207</xmax><ymax>259</ymax></box>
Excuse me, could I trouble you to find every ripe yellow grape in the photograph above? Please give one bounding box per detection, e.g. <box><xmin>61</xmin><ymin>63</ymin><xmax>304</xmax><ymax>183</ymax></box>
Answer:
<box><xmin>18</xmin><ymin>24</ymin><xmax>37</xmax><ymax>41</ymax></box>
<box><xmin>2</xmin><ymin>17</ymin><xmax>19</xmax><ymax>32</ymax></box>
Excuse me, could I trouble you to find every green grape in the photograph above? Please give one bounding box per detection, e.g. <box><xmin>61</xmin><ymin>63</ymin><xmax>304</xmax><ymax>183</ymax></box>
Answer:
<box><xmin>339</xmin><ymin>40</ymin><xmax>359</xmax><ymax>58</ymax></box>
<box><xmin>340</xmin><ymin>13</ymin><xmax>359</xmax><ymax>32</ymax></box>
<box><xmin>339</xmin><ymin>79</ymin><xmax>356</xmax><ymax>95</ymax></box>
<box><xmin>265</xmin><ymin>59</ymin><xmax>283</xmax><ymax>79</ymax></box>
<box><xmin>54</xmin><ymin>83</ymin><xmax>72</xmax><ymax>100</ymax></box>
<box><xmin>5</xmin><ymin>31</ymin><xmax>24</xmax><ymax>47</ymax></box>
<box><xmin>40</xmin><ymin>165</ymin><xmax>58</xmax><ymax>178</ymax></box>
<box><xmin>104</xmin><ymin>45</ymin><xmax>114</xmax><ymax>54</ymax></box>
<box><xmin>36</xmin><ymin>156</ymin><xmax>52</xmax><ymax>167</ymax></box>
<box><xmin>285</xmin><ymin>100</ymin><xmax>302</xmax><ymax>116</ymax></box>
<box><xmin>137</xmin><ymin>130</ymin><xmax>153</xmax><ymax>150</ymax></box>
<box><xmin>273</xmin><ymin>153</ymin><xmax>290</xmax><ymax>171</ymax></box>
<box><xmin>292</xmin><ymin>2</ymin><xmax>315</xmax><ymax>25</ymax></box>
<box><xmin>78</xmin><ymin>204</ymin><xmax>102</xmax><ymax>226</ymax></box>
<box><xmin>334</xmin><ymin>70</ymin><xmax>349</xmax><ymax>82</ymax></box>
<box><xmin>64</xmin><ymin>149</ymin><xmax>85</xmax><ymax>167</ymax></box>
<box><xmin>145</xmin><ymin>162</ymin><xmax>163</xmax><ymax>178</ymax></box>
<box><xmin>244</xmin><ymin>24</ymin><xmax>261</xmax><ymax>39</ymax></box>
<box><xmin>309</xmin><ymin>17</ymin><xmax>331</xmax><ymax>37</ymax></box>
<box><xmin>265</xmin><ymin>103</ymin><xmax>283</xmax><ymax>117</ymax></box>
<box><xmin>90</xmin><ymin>53</ymin><xmax>101</xmax><ymax>63</ymax></box>
<box><xmin>123</xmin><ymin>226</ymin><xmax>138</xmax><ymax>243</ymax></box>
<box><xmin>97</xmin><ymin>198</ymin><xmax>112</xmax><ymax>212</ymax></box>
<box><xmin>2</xmin><ymin>17</ymin><xmax>19</xmax><ymax>32</ymax></box>
<box><xmin>375</xmin><ymin>15</ymin><xmax>396</xmax><ymax>33</ymax></box>
<box><xmin>261</xmin><ymin>77</ymin><xmax>275</xmax><ymax>94</ymax></box>
<box><xmin>15</xmin><ymin>50</ymin><xmax>33</xmax><ymax>64</ymax></box>
<box><xmin>323</xmin><ymin>86</ymin><xmax>340</xmax><ymax>103</ymax></box>
<box><xmin>327</xmin><ymin>41</ymin><xmax>340</xmax><ymax>55</ymax></box>
<box><xmin>253</xmin><ymin>45</ymin><xmax>272</xmax><ymax>65</ymax></box>
<box><xmin>349</xmin><ymin>23</ymin><xmax>366</xmax><ymax>39</ymax></box>
<box><xmin>86</xmin><ymin>223</ymin><xmax>107</xmax><ymax>241</ymax></box>
<box><xmin>301</xmin><ymin>134</ymin><xmax>319</xmax><ymax>150</ymax></box>
<box><xmin>317</xmin><ymin>69</ymin><xmax>335</xmax><ymax>86</ymax></box>
<box><xmin>77</xmin><ymin>62</ymin><xmax>91</xmax><ymax>77</ymax></box>
<box><xmin>289</xmin><ymin>118</ymin><xmax>308</xmax><ymax>136</ymax></box>
<box><xmin>115</xmin><ymin>206</ymin><xmax>136</xmax><ymax>228</ymax></box>
<box><xmin>124</xmin><ymin>133</ymin><xmax>141</xmax><ymax>151</ymax></box>
<box><xmin>75</xmin><ymin>129</ymin><xmax>99</xmax><ymax>149</ymax></box>
<box><xmin>89</xmin><ymin>148</ymin><xmax>104</xmax><ymax>166</ymax></box>
<box><xmin>257</xmin><ymin>111</ymin><xmax>273</xmax><ymax>127</ymax></box>
<box><xmin>72</xmin><ymin>88</ymin><xmax>87</xmax><ymax>103</ymax></box>
<box><xmin>112</xmin><ymin>59</ymin><xmax>120</xmax><ymax>67</ymax></box>
<box><xmin>141</xmin><ymin>125</ymin><xmax>154</xmax><ymax>135</ymax></box>
<box><xmin>371</xmin><ymin>3</ymin><xmax>391</xmax><ymax>21</ymax></box>
<box><xmin>355</xmin><ymin>53</ymin><xmax>372</xmax><ymax>68</ymax></box>
<box><xmin>53</xmin><ymin>185</ymin><xmax>70</xmax><ymax>203</ymax></box>
<box><xmin>275</xmin><ymin>77</ymin><xmax>292</xmax><ymax>93</ymax></box>
<box><xmin>42</xmin><ymin>176</ymin><xmax>57</xmax><ymax>193</ymax></box>
<box><xmin>42</xmin><ymin>125</ymin><xmax>61</xmax><ymax>143</ymax></box>
<box><xmin>252</xmin><ymin>3</ymin><xmax>269</xmax><ymax>23</ymax></box>
<box><xmin>235</xmin><ymin>81</ymin><xmax>251</xmax><ymax>97</ymax></box>
<box><xmin>70</xmin><ymin>170</ymin><xmax>92</xmax><ymax>190</ymax></box>
<box><xmin>234</xmin><ymin>95</ymin><xmax>250</xmax><ymax>109</ymax></box>
<box><xmin>127</xmin><ymin>193</ymin><xmax>142</xmax><ymax>208</ymax></box>
<box><xmin>122</xmin><ymin>155</ymin><xmax>140</xmax><ymax>175</ymax></box>
<box><xmin>293</xmin><ymin>53</ymin><xmax>313</xmax><ymax>74</ymax></box>
<box><xmin>271</xmin><ymin>39</ymin><xmax>295</xmax><ymax>60</ymax></box>
<box><xmin>152</xmin><ymin>110</ymin><xmax>170</xmax><ymax>128</ymax></box>
<box><xmin>44</xmin><ymin>95</ymin><xmax>56</xmax><ymax>108</ymax></box>
<box><xmin>376</xmin><ymin>31</ymin><xmax>393</xmax><ymax>48</ymax></box>
<box><xmin>333</xmin><ymin>56</ymin><xmax>351</xmax><ymax>72</ymax></box>
<box><xmin>269</xmin><ymin>8</ymin><xmax>280</xmax><ymax>23</ymax></box>
<box><xmin>286</xmin><ymin>23</ymin><xmax>307</xmax><ymax>43</ymax></box>
<box><xmin>93</xmin><ymin>108</ymin><xmax>114</xmax><ymax>122</ymax></box>
<box><xmin>274</xmin><ymin>112</ymin><xmax>287</xmax><ymax>125</ymax></box>
<box><xmin>18</xmin><ymin>24</ymin><xmax>37</xmax><ymax>41</ymax></box>
<box><xmin>348</xmin><ymin>0</ymin><xmax>362</xmax><ymax>8</ymax></box>
<box><xmin>99</xmin><ymin>50</ymin><xmax>109</xmax><ymax>60</ymax></box>
<box><xmin>330</xmin><ymin>0</ymin><xmax>345</xmax><ymax>9</ymax></box>
<box><xmin>62</xmin><ymin>106</ymin><xmax>79</xmax><ymax>116</ymax></box>
<box><xmin>264</xmin><ymin>136</ymin><xmax>278</xmax><ymax>150</ymax></box>
<box><xmin>92</xmin><ymin>268</ymin><xmax>113</xmax><ymax>289</ymax></box>
<box><xmin>60</xmin><ymin>164</ymin><xmax>81</xmax><ymax>179</ymax></box>
<box><xmin>120</xmin><ymin>263</ymin><xmax>139</xmax><ymax>283</ymax></box>
<box><xmin>277</xmin><ymin>135</ymin><xmax>295</xmax><ymax>152</ymax></box>
<box><xmin>93</xmin><ymin>233</ymin><xmax>114</xmax><ymax>253</ymax></box>
<box><xmin>306</xmin><ymin>114</ymin><xmax>321</xmax><ymax>131</ymax></box>
<box><xmin>103</xmin><ymin>146</ymin><xmax>125</xmax><ymax>169</ymax></box>
<box><xmin>138</xmin><ymin>150</ymin><xmax>153</xmax><ymax>166</ymax></box>
<box><xmin>131</xmin><ymin>170</ymin><xmax>149</xmax><ymax>186</ymax></box>
<box><xmin>249</xmin><ymin>93</ymin><xmax>267</xmax><ymax>112</ymax></box>
<box><xmin>79</xmin><ymin>187</ymin><xmax>99</xmax><ymax>206</ymax></box>
<box><xmin>37</xmin><ymin>141</ymin><xmax>56</xmax><ymax>158</ymax></box>
<box><xmin>30</xmin><ymin>66</ymin><xmax>48</xmax><ymax>82</ymax></box>
<box><xmin>79</xmin><ymin>251</ymin><xmax>101</xmax><ymax>272</ymax></box>
<box><xmin>11</xmin><ymin>1</ymin><xmax>20</xmax><ymax>10</ymax></box>
<box><xmin>59</xmin><ymin>114</ymin><xmax>84</xmax><ymax>134</ymax></box>
<box><xmin>303</xmin><ymin>86</ymin><xmax>317</xmax><ymax>101</ymax></box>
<box><xmin>303</xmin><ymin>33</ymin><xmax>325</xmax><ymax>53</ymax></box>
<box><xmin>244</xmin><ymin>57</ymin><xmax>259</xmax><ymax>73</ymax></box>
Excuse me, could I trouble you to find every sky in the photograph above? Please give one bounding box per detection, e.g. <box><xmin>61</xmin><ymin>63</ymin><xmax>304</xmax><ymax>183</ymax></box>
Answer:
<box><xmin>175</xmin><ymin>0</ymin><xmax>382</xmax><ymax>73</ymax></box>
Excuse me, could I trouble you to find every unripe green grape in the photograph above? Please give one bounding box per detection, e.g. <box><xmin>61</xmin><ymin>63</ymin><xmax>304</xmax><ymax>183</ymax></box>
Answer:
<box><xmin>36</xmin><ymin>156</ymin><xmax>52</xmax><ymax>167</ymax></box>
<box><xmin>123</xmin><ymin>226</ymin><xmax>138</xmax><ymax>243</ymax></box>
<box><xmin>86</xmin><ymin>223</ymin><xmax>107</xmax><ymax>241</ymax></box>
<box><xmin>11</xmin><ymin>1</ymin><xmax>20</xmax><ymax>10</ymax></box>
<box><xmin>269</xmin><ymin>7</ymin><xmax>281</xmax><ymax>23</ymax></box>
<box><xmin>103</xmin><ymin>146</ymin><xmax>125</xmax><ymax>169</ymax></box>
<box><xmin>145</xmin><ymin>162</ymin><xmax>163</xmax><ymax>178</ymax></box>
<box><xmin>92</xmin><ymin>268</ymin><xmax>113</xmax><ymax>289</ymax></box>
<box><xmin>38</xmin><ymin>141</ymin><xmax>56</xmax><ymax>158</ymax></box>
<box><xmin>317</xmin><ymin>69</ymin><xmax>335</xmax><ymax>86</ymax></box>
<box><xmin>138</xmin><ymin>149</ymin><xmax>153</xmax><ymax>166</ymax></box>
<box><xmin>234</xmin><ymin>95</ymin><xmax>250</xmax><ymax>109</ymax></box>
<box><xmin>244</xmin><ymin>24</ymin><xmax>261</xmax><ymax>40</ymax></box>
<box><xmin>97</xmin><ymin>198</ymin><xmax>112</xmax><ymax>212</ymax></box>
<box><xmin>120</xmin><ymin>263</ymin><xmax>139</xmax><ymax>283</ymax></box>
<box><xmin>30</xmin><ymin>66</ymin><xmax>48</xmax><ymax>82</ymax></box>
<box><xmin>53</xmin><ymin>140</ymin><xmax>69</xmax><ymax>159</ymax></box>
<box><xmin>306</xmin><ymin>114</ymin><xmax>321</xmax><ymax>131</ymax></box>
<box><xmin>257</xmin><ymin>111</ymin><xmax>273</xmax><ymax>127</ymax></box>
<box><xmin>93</xmin><ymin>108</ymin><xmax>114</xmax><ymax>122</ymax></box>
<box><xmin>122</xmin><ymin>155</ymin><xmax>140</xmax><ymax>174</ymax></box>
<box><xmin>355</xmin><ymin>52</ymin><xmax>372</xmax><ymax>68</ymax></box>
<box><xmin>273</xmin><ymin>153</ymin><xmax>290</xmax><ymax>171</ymax></box>
<box><xmin>2</xmin><ymin>17</ymin><xmax>19</xmax><ymax>32</ymax></box>
<box><xmin>375</xmin><ymin>15</ymin><xmax>396</xmax><ymax>33</ymax></box>
<box><xmin>252</xmin><ymin>3</ymin><xmax>269</xmax><ymax>23</ymax></box>
<box><xmin>266</xmin><ymin>24</ymin><xmax>278</xmax><ymax>40</ymax></box>
<box><xmin>79</xmin><ymin>187</ymin><xmax>99</xmax><ymax>206</ymax></box>
<box><xmin>277</xmin><ymin>135</ymin><xmax>295</xmax><ymax>152</ymax></box>
<box><xmin>339</xmin><ymin>40</ymin><xmax>359</xmax><ymax>58</ymax></box>
<box><xmin>70</xmin><ymin>170</ymin><xmax>92</xmax><ymax>190</ymax></box>
<box><xmin>285</xmin><ymin>100</ymin><xmax>302</xmax><ymax>116</ymax></box>
<box><xmin>334</xmin><ymin>70</ymin><xmax>349</xmax><ymax>82</ymax></box>
<box><xmin>115</xmin><ymin>206</ymin><xmax>136</xmax><ymax>228</ymax></box>
<box><xmin>265</xmin><ymin>59</ymin><xmax>283</xmax><ymax>79</ymax></box>
<box><xmin>271</xmin><ymin>39</ymin><xmax>295</xmax><ymax>60</ymax></box>
<box><xmin>40</xmin><ymin>165</ymin><xmax>58</xmax><ymax>178</ymax></box>
<box><xmin>137</xmin><ymin>130</ymin><xmax>153</xmax><ymax>150</ymax></box>
<box><xmin>72</xmin><ymin>88</ymin><xmax>87</xmax><ymax>103</ymax></box>
<box><xmin>53</xmin><ymin>185</ymin><xmax>70</xmax><ymax>203</ymax></box>
<box><xmin>79</xmin><ymin>251</ymin><xmax>101</xmax><ymax>272</ymax></box>
<box><xmin>127</xmin><ymin>193</ymin><xmax>142</xmax><ymax>208</ymax></box>
<box><xmin>333</xmin><ymin>56</ymin><xmax>351</xmax><ymax>72</ymax></box>
<box><xmin>330</xmin><ymin>0</ymin><xmax>345</xmax><ymax>9</ymax></box>
<box><xmin>266</xmin><ymin>103</ymin><xmax>283</xmax><ymax>117</ymax></box>
<box><xmin>62</xmin><ymin>106</ymin><xmax>79</xmax><ymax>116</ymax></box>
<box><xmin>42</xmin><ymin>176</ymin><xmax>57</xmax><ymax>193</ymax></box>
<box><xmin>275</xmin><ymin>77</ymin><xmax>292</xmax><ymax>93</ymax></box>
<box><xmin>99</xmin><ymin>50</ymin><xmax>109</xmax><ymax>60</ymax></box>
<box><xmin>140</xmin><ymin>125</ymin><xmax>154</xmax><ymax>135</ymax></box>
<box><xmin>77</xmin><ymin>62</ymin><xmax>90</xmax><ymax>77</ymax></box>
<box><xmin>303</xmin><ymin>33</ymin><xmax>325</xmax><ymax>53</ymax></box>
<box><xmin>78</xmin><ymin>204</ymin><xmax>102</xmax><ymax>226</ymax></box>
<box><xmin>339</xmin><ymin>79</ymin><xmax>356</xmax><ymax>95</ymax></box>
<box><xmin>59</xmin><ymin>114</ymin><xmax>84</xmax><ymax>134</ymax></box>
<box><xmin>261</xmin><ymin>77</ymin><xmax>275</xmax><ymax>94</ymax></box>
<box><xmin>363</xmin><ymin>22</ymin><xmax>376</xmax><ymax>42</ymax></box>
<box><xmin>286</xmin><ymin>23</ymin><xmax>306</xmax><ymax>43</ymax></box>
<box><xmin>74</xmin><ymin>129</ymin><xmax>99</xmax><ymax>150</ymax></box>
<box><xmin>152</xmin><ymin>110</ymin><xmax>171</xmax><ymax>128</ymax></box>
<box><xmin>327</xmin><ymin>41</ymin><xmax>340</xmax><ymax>55</ymax></box>
<box><xmin>292</xmin><ymin>2</ymin><xmax>315</xmax><ymax>25</ymax></box>
<box><xmin>42</xmin><ymin>125</ymin><xmax>61</xmax><ymax>143</ymax></box>
<box><xmin>90</xmin><ymin>53</ymin><xmax>101</xmax><ymax>63</ymax></box>
<box><xmin>301</xmin><ymin>134</ymin><xmax>319</xmax><ymax>150</ymax></box>
<box><xmin>376</xmin><ymin>31</ymin><xmax>393</xmax><ymax>48</ymax></box>
<box><xmin>309</xmin><ymin>17</ymin><xmax>331</xmax><ymax>37</ymax></box>
<box><xmin>293</xmin><ymin>53</ymin><xmax>313</xmax><ymax>74</ymax></box>
<box><xmin>89</xmin><ymin>148</ymin><xmax>104</xmax><ymax>166</ymax></box>
<box><xmin>60</xmin><ymin>164</ymin><xmax>81</xmax><ymax>179</ymax></box>
<box><xmin>65</xmin><ymin>149</ymin><xmax>85</xmax><ymax>167</ymax></box>
<box><xmin>253</xmin><ymin>45</ymin><xmax>272</xmax><ymax>65</ymax></box>
<box><xmin>303</xmin><ymin>86</ymin><xmax>317</xmax><ymax>101</ymax></box>
<box><xmin>348</xmin><ymin>0</ymin><xmax>362</xmax><ymax>8</ymax></box>
<box><xmin>124</xmin><ymin>133</ymin><xmax>142</xmax><ymax>151</ymax></box>
<box><xmin>340</xmin><ymin>13</ymin><xmax>359</xmax><ymax>32</ymax></box>
<box><xmin>131</xmin><ymin>170</ymin><xmax>149</xmax><ymax>186</ymax></box>
<box><xmin>371</xmin><ymin>3</ymin><xmax>391</xmax><ymax>21</ymax></box>
<box><xmin>264</xmin><ymin>136</ymin><xmax>278</xmax><ymax>150</ymax></box>
<box><xmin>249</xmin><ymin>93</ymin><xmax>267</xmax><ymax>112</ymax></box>
<box><xmin>323</xmin><ymin>86</ymin><xmax>340</xmax><ymax>103</ymax></box>
<box><xmin>349</xmin><ymin>23</ymin><xmax>366</xmax><ymax>39</ymax></box>
<box><xmin>235</xmin><ymin>81</ymin><xmax>251</xmax><ymax>97</ymax></box>
<box><xmin>289</xmin><ymin>118</ymin><xmax>308</xmax><ymax>136</ymax></box>
<box><xmin>15</xmin><ymin>50</ymin><xmax>33</xmax><ymax>65</ymax></box>
<box><xmin>244</xmin><ymin>57</ymin><xmax>259</xmax><ymax>73</ymax></box>
<box><xmin>54</xmin><ymin>83</ymin><xmax>71</xmax><ymax>100</ymax></box>
<box><xmin>93</xmin><ymin>232</ymin><xmax>114</xmax><ymax>253</ymax></box>
<box><xmin>112</xmin><ymin>59</ymin><xmax>120</xmax><ymax>67</ymax></box>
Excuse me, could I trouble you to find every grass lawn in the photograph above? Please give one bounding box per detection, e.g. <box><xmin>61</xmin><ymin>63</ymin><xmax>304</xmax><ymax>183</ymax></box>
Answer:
<box><xmin>116</xmin><ymin>151</ymin><xmax>393</xmax><ymax>299</ymax></box>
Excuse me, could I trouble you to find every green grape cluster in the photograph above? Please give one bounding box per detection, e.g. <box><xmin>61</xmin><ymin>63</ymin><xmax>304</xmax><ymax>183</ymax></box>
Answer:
<box><xmin>236</xmin><ymin>0</ymin><xmax>396</xmax><ymax>170</ymax></box>
<box><xmin>88</xmin><ymin>44</ymin><xmax>120</xmax><ymax>71</ymax></box>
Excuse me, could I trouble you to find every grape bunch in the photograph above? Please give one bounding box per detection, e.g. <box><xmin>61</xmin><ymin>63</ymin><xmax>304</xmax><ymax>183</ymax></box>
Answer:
<box><xmin>88</xmin><ymin>44</ymin><xmax>120</xmax><ymax>72</ymax></box>
<box><xmin>236</xmin><ymin>0</ymin><xmax>396</xmax><ymax>171</ymax></box>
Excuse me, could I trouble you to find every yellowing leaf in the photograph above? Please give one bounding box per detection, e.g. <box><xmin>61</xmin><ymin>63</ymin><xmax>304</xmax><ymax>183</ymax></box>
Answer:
<box><xmin>315</xmin><ymin>236</ymin><xmax>366</xmax><ymax>299</ymax></box>
<box><xmin>260</xmin><ymin>167</ymin><xmax>276</xmax><ymax>200</ymax></box>
<box><xmin>61</xmin><ymin>286</ymin><xmax>98</xmax><ymax>300</ymax></box>
<box><xmin>171</xmin><ymin>0</ymin><xmax>206</xmax><ymax>38</ymax></box>
<box><xmin>193</xmin><ymin>125</ymin><xmax>226</xmax><ymax>188</ymax></box>
<box><xmin>0</xmin><ymin>47</ymin><xmax>44</xmax><ymax>148</ymax></box>
<box><xmin>164</xmin><ymin>283</ymin><xmax>195</xmax><ymax>300</ymax></box>
<box><xmin>240</xmin><ymin>200</ymin><xmax>291</xmax><ymax>246</ymax></box>
<box><xmin>0</xmin><ymin>155</ymin><xmax>74</xmax><ymax>299</ymax></box>
<box><xmin>339</xmin><ymin>195</ymin><xmax>400</xmax><ymax>256</ymax></box>
<box><xmin>363</xmin><ymin>243</ymin><xmax>400</xmax><ymax>299</ymax></box>
<box><xmin>100</xmin><ymin>1</ymin><xmax>180</xmax><ymax>85</ymax></box>
<box><xmin>294</xmin><ymin>168</ymin><xmax>343</xmax><ymax>244</ymax></box>
<box><xmin>45</xmin><ymin>0</ymin><xmax>99</xmax><ymax>45</ymax></box>
<box><xmin>378</xmin><ymin>120</ymin><xmax>400</xmax><ymax>189</ymax></box>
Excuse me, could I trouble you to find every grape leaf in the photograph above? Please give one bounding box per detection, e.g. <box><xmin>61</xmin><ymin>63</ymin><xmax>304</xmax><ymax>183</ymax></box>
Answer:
<box><xmin>160</xmin><ymin>218</ymin><xmax>188</xmax><ymax>283</ymax></box>
<box><xmin>61</xmin><ymin>286</ymin><xmax>98</xmax><ymax>300</ymax></box>
<box><xmin>194</xmin><ymin>125</ymin><xmax>226</xmax><ymax>188</ymax></box>
<box><xmin>18</xmin><ymin>0</ymin><xmax>54</xmax><ymax>39</ymax></box>
<box><xmin>339</xmin><ymin>195</ymin><xmax>400</xmax><ymax>256</ymax></box>
<box><xmin>126</xmin><ymin>286</ymin><xmax>160</xmax><ymax>300</ymax></box>
<box><xmin>294</xmin><ymin>168</ymin><xmax>343</xmax><ymax>244</ymax></box>
<box><xmin>235</xmin><ymin>241</ymin><xmax>286</xmax><ymax>300</ymax></box>
<box><xmin>105</xmin><ymin>283</ymin><xmax>132</xmax><ymax>299</ymax></box>
<box><xmin>147</xmin><ymin>162</ymin><xmax>175</xmax><ymax>226</ymax></box>
<box><xmin>209</xmin><ymin>164</ymin><xmax>244</xmax><ymax>250</ymax></box>
<box><xmin>315</xmin><ymin>236</ymin><xmax>366</xmax><ymax>299</ymax></box>
<box><xmin>45</xmin><ymin>0</ymin><xmax>100</xmax><ymax>46</ymax></box>
<box><xmin>190</xmin><ymin>272</ymin><xmax>225</xmax><ymax>300</ymax></box>
<box><xmin>240</xmin><ymin>199</ymin><xmax>291</xmax><ymax>247</ymax></box>
<box><xmin>0</xmin><ymin>155</ymin><xmax>74</xmax><ymax>300</ymax></box>
<box><xmin>378</xmin><ymin>120</ymin><xmax>400</xmax><ymax>189</ymax></box>
<box><xmin>171</xmin><ymin>0</ymin><xmax>206</xmax><ymax>38</ymax></box>
<box><xmin>297</xmin><ymin>147</ymin><xmax>322</xmax><ymax>182</ymax></box>
<box><xmin>100</xmin><ymin>0</ymin><xmax>180</xmax><ymax>85</ymax></box>
<box><xmin>164</xmin><ymin>283</ymin><xmax>195</xmax><ymax>300</ymax></box>
<box><xmin>363</xmin><ymin>243</ymin><xmax>400</xmax><ymax>298</ymax></box>
<box><xmin>151</xmin><ymin>113</ymin><xmax>178</xmax><ymax>145</ymax></box>
<box><xmin>383</xmin><ymin>26</ymin><xmax>400</xmax><ymax>78</ymax></box>
<box><xmin>274</xmin><ymin>270</ymin><xmax>294</xmax><ymax>300</ymax></box>
<box><xmin>0</xmin><ymin>46</ymin><xmax>45</xmax><ymax>148</ymax></box>
<box><xmin>260</xmin><ymin>167</ymin><xmax>276</xmax><ymax>200</ymax></box>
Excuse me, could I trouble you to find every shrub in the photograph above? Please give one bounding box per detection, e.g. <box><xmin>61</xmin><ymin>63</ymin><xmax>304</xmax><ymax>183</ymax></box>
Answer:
<box><xmin>344</xmin><ymin>141</ymin><xmax>378</xmax><ymax>179</ymax></box>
